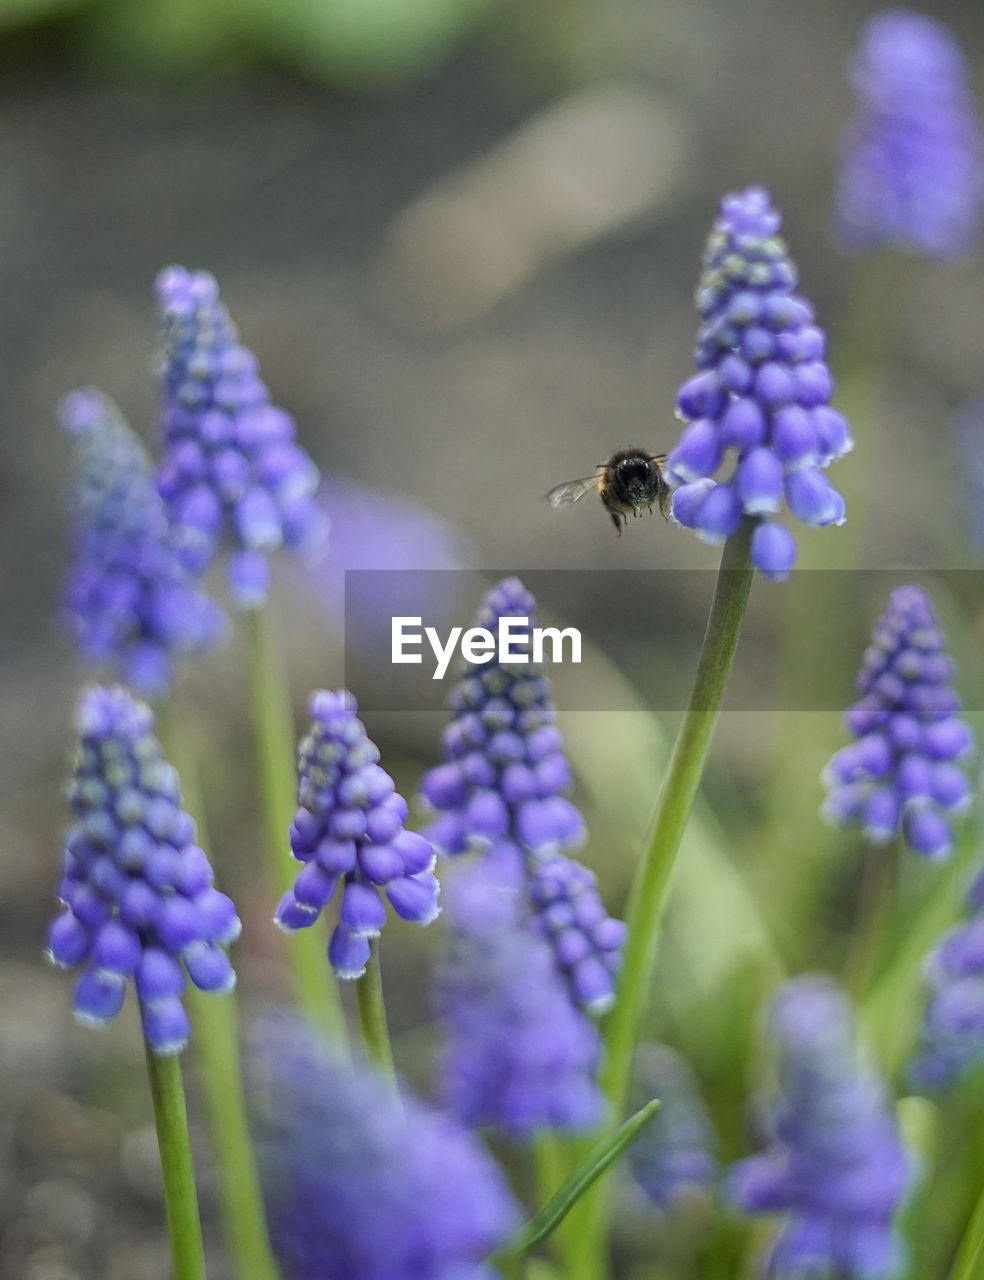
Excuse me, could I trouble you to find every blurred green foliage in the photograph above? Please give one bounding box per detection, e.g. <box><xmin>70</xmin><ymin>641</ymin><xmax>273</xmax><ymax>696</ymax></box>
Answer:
<box><xmin>2</xmin><ymin>0</ymin><xmax>494</xmax><ymax>88</ymax></box>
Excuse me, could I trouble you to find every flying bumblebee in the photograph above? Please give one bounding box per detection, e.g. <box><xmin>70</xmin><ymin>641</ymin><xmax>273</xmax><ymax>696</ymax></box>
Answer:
<box><xmin>545</xmin><ymin>448</ymin><xmax>671</xmax><ymax>535</ymax></box>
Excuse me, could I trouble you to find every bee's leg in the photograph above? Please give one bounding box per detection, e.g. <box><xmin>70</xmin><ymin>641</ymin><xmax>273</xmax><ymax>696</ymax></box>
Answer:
<box><xmin>610</xmin><ymin>509</ymin><xmax>623</xmax><ymax>536</ymax></box>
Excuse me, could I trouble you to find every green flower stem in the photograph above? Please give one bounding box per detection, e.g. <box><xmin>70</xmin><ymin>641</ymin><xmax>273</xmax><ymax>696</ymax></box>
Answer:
<box><xmin>570</xmin><ymin>519</ymin><xmax>755</xmax><ymax>1280</ymax></box>
<box><xmin>354</xmin><ymin>940</ymin><xmax>397</xmax><ymax>1086</ymax></box>
<box><xmin>842</xmin><ymin>842</ymin><xmax>898</xmax><ymax>999</ymax></box>
<box><xmin>187</xmin><ymin>991</ymin><xmax>281</xmax><ymax>1280</ymax></box>
<box><xmin>243</xmin><ymin>605</ymin><xmax>345</xmax><ymax>1035</ymax></box>
<box><xmin>949</xmin><ymin>1174</ymin><xmax>984</xmax><ymax>1280</ymax></box>
<box><xmin>144</xmin><ymin>1045</ymin><xmax>208</xmax><ymax>1280</ymax></box>
<box><xmin>604</xmin><ymin>519</ymin><xmax>755</xmax><ymax>1116</ymax></box>
<box><xmin>157</xmin><ymin>699</ymin><xmax>280</xmax><ymax>1280</ymax></box>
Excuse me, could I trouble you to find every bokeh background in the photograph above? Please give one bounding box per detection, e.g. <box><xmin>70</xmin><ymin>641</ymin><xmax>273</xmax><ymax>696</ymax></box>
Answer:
<box><xmin>4</xmin><ymin>1</ymin><xmax>984</xmax><ymax>1276</ymax></box>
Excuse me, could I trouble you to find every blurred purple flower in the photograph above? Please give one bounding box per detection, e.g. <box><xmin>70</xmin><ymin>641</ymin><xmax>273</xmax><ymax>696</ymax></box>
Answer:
<box><xmin>155</xmin><ymin>266</ymin><xmax>327</xmax><ymax>608</ymax></box>
<box><xmin>436</xmin><ymin>858</ymin><xmax>603</xmax><ymax>1137</ymax></box>
<box><xmin>46</xmin><ymin>685</ymin><xmax>240</xmax><ymax>1054</ymax></box>
<box><xmin>419</xmin><ymin>577</ymin><xmax>624</xmax><ymax>1012</ymax></box>
<box><xmin>911</xmin><ymin>862</ymin><xmax>984</xmax><ymax>1091</ymax></box>
<box><xmin>60</xmin><ymin>388</ymin><xmax>226</xmax><ymax>700</ymax></box>
<box><xmin>275</xmin><ymin>689</ymin><xmax>439</xmax><ymax>979</ymax></box>
<box><xmin>835</xmin><ymin>10</ymin><xmax>984</xmax><ymax>258</ymax></box>
<box><xmin>727</xmin><ymin>976</ymin><xmax>913</xmax><ymax>1280</ymax></box>
<box><xmin>251</xmin><ymin>1009</ymin><xmax>519</xmax><ymax>1280</ymax></box>
<box><xmin>822</xmin><ymin>584</ymin><xmax>974</xmax><ymax>859</ymax></box>
<box><xmin>668</xmin><ymin>188</ymin><xmax>852</xmax><ymax>579</ymax></box>
<box><xmin>628</xmin><ymin>1044</ymin><xmax>717</xmax><ymax>1210</ymax></box>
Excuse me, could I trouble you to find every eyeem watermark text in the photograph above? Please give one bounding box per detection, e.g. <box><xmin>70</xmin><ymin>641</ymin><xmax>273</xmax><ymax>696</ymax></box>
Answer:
<box><xmin>392</xmin><ymin>616</ymin><xmax>582</xmax><ymax>679</ymax></box>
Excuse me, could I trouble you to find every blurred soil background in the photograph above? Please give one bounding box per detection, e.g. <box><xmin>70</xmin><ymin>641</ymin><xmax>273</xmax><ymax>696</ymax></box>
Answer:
<box><xmin>3</xmin><ymin>0</ymin><xmax>984</xmax><ymax>1275</ymax></box>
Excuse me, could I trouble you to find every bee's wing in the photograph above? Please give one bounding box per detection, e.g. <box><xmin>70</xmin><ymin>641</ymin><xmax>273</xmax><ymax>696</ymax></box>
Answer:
<box><xmin>544</xmin><ymin>474</ymin><xmax>601</xmax><ymax>508</ymax></box>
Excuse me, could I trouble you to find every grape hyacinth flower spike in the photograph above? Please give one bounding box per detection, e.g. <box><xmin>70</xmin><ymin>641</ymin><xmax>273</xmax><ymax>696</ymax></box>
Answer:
<box><xmin>46</xmin><ymin>685</ymin><xmax>240</xmax><ymax>1054</ymax></box>
<box><xmin>835</xmin><ymin>10</ymin><xmax>984</xmax><ymax>259</ymax></box>
<box><xmin>627</xmin><ymin>1044</ymin><xmax>717</xmax><ymax>1211</ymax></box>
<box><xmin>822</xmin><ymin>584</ymin><xmax>974</xmax><ymax>859</ymax></box>
<box><xmin>60</xmin><ymin>388</ymin><xmax>226</xmax><ymax>700</ymax></box>
<box><xmin>911</xmin><ymin>864</ymin><xmax>984</xmax><ymax>1091</ymax></box>
<box><xmin>155</xmin><ymin>266</ymin><xmax>327</xmax><ymax>607</ymax></box>
<box><xmin>275</xmin><ymin>689</ymin><xmax>439</xmax><ymax>980</ymax></box>
<box><xmin>418</xmin><ymin>576</ymin><xmax>625</xmax><ymax>1012</ymax></box>
<box><xmin>728</xmin><ymin>976</ymin><xmax>913</xmax><ymax>1280</ymax></box>
<box><xmin>251</xmin><ymin>1010</ymin><xmax>519</xmax><ymax>1280</ymax></box>
<box><xmin>436</xmin><ymin>859</ymin><xmax>603</xmax><ymax>1136</ymax></box>
<box><xmin>667</xmin><ymin>186</ymin><xmax>852</xmax><ymax>580</ymax></box>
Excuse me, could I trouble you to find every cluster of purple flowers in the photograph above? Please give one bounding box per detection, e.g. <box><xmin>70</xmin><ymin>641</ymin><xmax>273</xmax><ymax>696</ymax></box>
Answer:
<box><xmin>822</xmin><ymin>584</ymin><xmax>974</xmax><ymax>859</ymax></box>
<box><xmin>251</xmin><ymin>1011</ymin><xmax>518</xmax><ymax>1280</ymax></box>
<box><xmin>155</xmin><ymin>266</ymin><xmax>327</xmax><ymax>608</ymax></box>
<box><xmin>728</xmin><ymin>976</ymin><xmax>912</xmax><ymax>1280</ymax></box>
<box><xmin>667</xmin><ymin>187</ymin><xmax>852</xmax><ymax>580</ymax></box>
<box><xmin>836</xmin><ymin>10</ymin><xmax>984</xmax><ymax>259</ymax></box>
<box><xmin>45</xmin><ymin>686</ymin><xmax>240</xmax><ymax>1054</ymax></box>
<box><xmin>911</xmin><ymin>865</ymin><xmax>984</xmax><ymax>1091</ymax></box>
<box><xmin>436</xmin><ymin>858</ymin><xmax>602</xmax><ymax>1136</ymax></box>
<box><xmin>627</xmin><ymin>1044</ymin><xmax>717</xmax><ymax>1210</ymax></box>
<box><xmin>60</xmin><ymin>388</ymin><xmax>226</xmax><ymax>700</ymax></box>
<box><xmin>276</xmin><ymin>690</ymin><xmax>439</xmax><ymax>979</ymax></box>
<box><xmin>419</xmin><ymin>576</ymin><xmax>624</xmax><ymax>1012</ymax></box>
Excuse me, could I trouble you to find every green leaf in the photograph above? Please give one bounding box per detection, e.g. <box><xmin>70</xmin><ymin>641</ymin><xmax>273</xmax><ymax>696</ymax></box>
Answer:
<box><xmin>492</xmin><ymin>1099</ymin><xmax>660</xmax><ymax>1265</ymax></box>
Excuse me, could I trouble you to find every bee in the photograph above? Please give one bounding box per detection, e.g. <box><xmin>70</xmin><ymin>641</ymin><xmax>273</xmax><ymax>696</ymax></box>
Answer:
<box><xmin>544</xmin><ymin>448</ymin><xmax>671</xmax><ymax>535</ymax></box>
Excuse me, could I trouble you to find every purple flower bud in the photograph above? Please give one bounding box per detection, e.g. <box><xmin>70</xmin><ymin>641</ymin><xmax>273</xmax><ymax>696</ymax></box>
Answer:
<box><xmin>628</xmin><ymin>1045</ymin><xmax>717</xmax><ymax>1209</ymax></box>
<box><xmin>719</xmin><ymin>398</ymin><xmax>767</xmax><ymax>450</ymax></box>
<box><xmin>667</xmin><ymin>188</ymin><xmax>850</xmax><ymax>576</ymax></box>
<box><xmin>47</xmin><ymin>686</ymin><xmax>238</xmax><ymax>1052</ymax></box>
<box><xmin>822</xmin><ymin>585</ymin><xmax>974</xmax><ymax>858</ymax></box>
<box><xmin>59</xmin><ymin>389</ymin><xmax>226</xmax><ymax>699</ymax></box>
<box><xmin>283</xmin><ymin>690</ymin><xmax>438</xmax><ymax>976</ymax></box>
<box><xmin>74</xmin><ymin>966</ymin><xmax>127</xmax><ymax>1025</ymax></box>
<box><xmin>911</xmin><ymin>853</ymin><xmax>984</xmax><ymax>1090</ymax></box>
<box><xmin>734</xmin><ymin>448</ymin><xmax>784</xmax><ymax>515</ymax></box>
<box><xmin>728</xmin><ymin>976</ymin><xmax>912</xmax><ymax>1279</ymax></box>
<box><xmin>667</xmin><ymin>419</ymin><xmax>722</xmax><ymax>482</ymax></box>
<box><xmin>386</xmin><ymin>872</ymin><xmax>441</xmax><ymax>924</ymax></box>
<box><xmin>155</xmin><ymin>267</ymin><xmax>327</xmax><ymax>606</ymax></box>
<box><xmin>340</xmin><ymin>882</ymin><xmax>387</xmax><ymax>937</ymax></box>
<box><xmin>327</xmin><ymin>923</ymin><xmax>371</xmax><ymax>979</ymax></box>
<box><xmin>141</xmin><ymin>996</ymin><xmax>191</xmax><ymax>1055</ymax></box>
<box><xmin>836</xmin><ymin>11</ymin><xmax>984</xmax><ymax>259</ymax></box>
<box><xmin>693</xmin><ymin>482</ymin><xmax>742</xmax><ymax>544</ymax></box>
<box><xmin>771</xmin><ymin>406</ymin><xmax>818</xmax><ymax>469</ymax></box>
<box><xmin>46</xmin><ymin>911</ymin><xmax>91</xmax><ymax>968</ymax></box>
<box><xmin>250</xmin><ymin>1010</ymin><xmax>519</xmax><ymax>1278</ymax></box>
<box><xmin>436</xmin><ymin>863</ymin><xmax>603</xmax><ymax>1136</ymax></box>
<box><xmin>784</xmin><ymin>467</ymin><xmax>844</xmax><ymax>526</ymax></box>
<box><xmin>183</xmin><ymin>941</ymin><xmax>237</xmax><ymax>993</ymax></box>
<box><xmin>91</xmin><ymin>920</ymin><xmax>142</xmax><ymax>978</ymax></box>
<box><xmin>135</xmin><ymin>948</ymin><xmax>186</xmax><ymax>1002</ymax></box>
<box><xmin>419</xmin><ymin>578</ymin><xmax>623</xmax><ymax>1011</ymax></box>
<box><xmin>670</xmin><ymin>478</ymin><xmax>716</xmax><ymax>529</ymax></box>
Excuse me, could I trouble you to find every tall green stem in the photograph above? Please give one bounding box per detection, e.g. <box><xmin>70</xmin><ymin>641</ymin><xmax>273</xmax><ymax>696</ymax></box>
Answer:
<box><xmin>243</xmin><ymin>606</ymin><xmax>345</xmax><ymax>1035</ymax></box>
<box><xmin>144</xmin><ymin>1046</ymin><xmax>208</xmax><ymax>1280</ymax></box>
<box><xmin>949</xmin><ymin>1176</ymin><xmax>984</xmax><ymax>1280</ymax></box>
<box><xmin>570</xmin><ymin>520</ymin><xmax>755</xmax><ymax>1279</ymax></box>
<box><xmin>842</xmin><ymin>842</ymin><xmax>898</xmax><ymax>999</ymax></box>
<box><xmin>603</xmin><ymin>519</ymin><xmax>755</xmax><ymax>1115</ymax></box>
<box><xmin>157</xmin><ymin>699</ymin><xmax>280</xmax><ymax>1280</ymax></box>
<box><xmin>354</xmin><ymin>940</ymin><xmax>397</xmax><ymax>1085</ymax></box>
